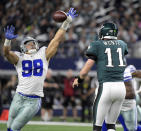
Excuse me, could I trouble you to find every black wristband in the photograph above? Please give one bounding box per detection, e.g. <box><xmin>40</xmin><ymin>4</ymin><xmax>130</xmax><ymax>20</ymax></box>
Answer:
<box><xmin>76</xmin><ymin>76</ymin><xmax>84</xmax><ymax>84</ymax></box>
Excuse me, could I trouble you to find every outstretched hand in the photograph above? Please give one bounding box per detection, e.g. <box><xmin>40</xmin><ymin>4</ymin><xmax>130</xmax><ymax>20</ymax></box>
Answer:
<box><xmin>4</xmin><ymin>25</ymin><xmax>18</xmax><ymax>40</ymax></box>
<box><xmin>60</xmin><ymin>7</ymin><xmax>78</xmax><ymax>30</ymax></box>
<box><xmin>67</xmin><ymin>8</ymin><xmax>78</xmax><ymax>19</ymax></box>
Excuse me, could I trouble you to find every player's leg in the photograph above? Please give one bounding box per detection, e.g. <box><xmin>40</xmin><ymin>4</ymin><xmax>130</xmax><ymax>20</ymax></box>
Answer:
<box><xmin>93</xmin><ymin>84</ymin><xmax>112</xmax><ymax>131</ymax></box>
<box><xmin>137</xmin><ymin>105</ymin><xmax>141</xmax><ymax>125</ymax></box>
<box><xmin>136</xmin><ymin>92</ymin><xmax>141</xmax><ymax>124</ymax></box>
<box><xmin>118</xmin><ymin>114</ymin><xmax>128</xmax><ymax>131</ymax></box>
<box><xmin>137</xmin><ymin>105</ymin><xmax>141</xmax><ymax>123</ymax></box>
<box><xmin>105</xmin><ymin>101</ymin><xmax>122</xmax><ymax>130</ymax></box>
<box><xmin>103</xmin><ymin>110</ymin><xmax>136</xmax><ymax>131</ymax></box>
<box><xmin>102</xmin><ymin>115</ymin><xmax>128</xmax><ymax>131</ymax></box>
<box><xmin>102</xmin><ymin>121</ymin><xmax>107</xmax><ymax>131</ymax></box>
<box><xmin>105</xmin><ymin>82</ymin><xmax>126</xmax><ymax>131</ymax></box>
<box><xmin>10</xmin><ymin>97</ymin><xmax>41</xmax><ymax>131</ymax></box>
<box><xmin>7</xmin><ymin>93</ymin><xmax>23</xmax><ymax>130</ymax></box>
<box><xmin>136</xmin><ymin>93</ymin><xmax>141</xmax><ymax>105</ymax></box>
<box><xmin>120</xmin><ymin>107</ymin><xmax>137</xmax><ymax>131</ymax></box>
<box><xmin>136</xmin><ymin>105</ymin><xmax>141</xmax><ymax>131</ymax></box>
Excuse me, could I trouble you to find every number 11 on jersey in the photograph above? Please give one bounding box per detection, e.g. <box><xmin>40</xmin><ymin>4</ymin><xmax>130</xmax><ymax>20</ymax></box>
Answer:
<box><xmin>105</xmin><ymin>48</ymin><xmax>126</xmax><ymax>67</ymax></box>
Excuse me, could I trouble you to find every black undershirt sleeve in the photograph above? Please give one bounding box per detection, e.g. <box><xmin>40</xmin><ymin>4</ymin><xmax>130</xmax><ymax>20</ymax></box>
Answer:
<box><xmin>85</xmin><ymin>53</ymin><xmax>97</xmax><ymax>61</ymax></box>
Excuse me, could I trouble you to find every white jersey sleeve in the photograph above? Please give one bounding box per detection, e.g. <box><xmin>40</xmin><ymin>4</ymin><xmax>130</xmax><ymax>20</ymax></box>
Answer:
<box><xmin>124</xmin><ymin>65</ymin><xmax>136</xmax><ymax>82</ymax></box>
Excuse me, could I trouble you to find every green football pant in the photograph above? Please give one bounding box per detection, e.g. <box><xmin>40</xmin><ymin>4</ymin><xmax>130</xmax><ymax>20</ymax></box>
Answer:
<box><xmin>7</xmin><ymin>93</ymin><xmax>41</xmax><ymax>131</ymax></box>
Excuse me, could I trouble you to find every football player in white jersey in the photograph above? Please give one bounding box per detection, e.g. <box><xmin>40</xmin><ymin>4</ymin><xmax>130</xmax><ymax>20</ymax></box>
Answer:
<box><xmin>3</xmin><ymin>8</ymin><xmax>78</xmax><ymax>131</ymax></box>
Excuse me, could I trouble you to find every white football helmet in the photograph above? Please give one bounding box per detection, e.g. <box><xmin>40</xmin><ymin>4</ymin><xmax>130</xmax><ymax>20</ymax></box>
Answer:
<box><xmin>20</xmin><ymin>36</ymin><xmax>39</xmax><ymax>54</ymax></box>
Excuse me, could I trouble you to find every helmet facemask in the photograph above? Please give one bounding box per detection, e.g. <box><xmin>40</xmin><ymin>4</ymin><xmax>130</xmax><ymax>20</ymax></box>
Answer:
<box><xmin>20</xmin><ymin>37</ymin><xmax>39</xmax><ymax>54</ymax></box>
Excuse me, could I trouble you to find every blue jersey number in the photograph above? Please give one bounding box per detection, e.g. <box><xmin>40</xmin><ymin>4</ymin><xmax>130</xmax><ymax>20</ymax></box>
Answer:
<box><xmin>22</xmin><ymin>59</ymin><xmax>43</xmax><ymax>77</ymax></box>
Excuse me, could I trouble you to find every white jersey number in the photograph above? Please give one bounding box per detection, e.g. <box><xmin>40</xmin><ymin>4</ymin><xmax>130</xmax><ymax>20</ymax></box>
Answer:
<box><xmin>105</xmin><ymin>48</ymin><xmax>125</xmax><ymax>67</ymax></box>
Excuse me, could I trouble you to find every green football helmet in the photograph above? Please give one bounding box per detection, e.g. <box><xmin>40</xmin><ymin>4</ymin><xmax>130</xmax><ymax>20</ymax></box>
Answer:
<box><xmin>99</xmin><ymin>22</ymin><xmax>118</xmax><ymax>40</ymax></box>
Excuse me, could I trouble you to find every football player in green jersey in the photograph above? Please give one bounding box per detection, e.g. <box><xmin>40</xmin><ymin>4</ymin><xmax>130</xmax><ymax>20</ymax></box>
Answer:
<box><xmin>73</xmin><ymin>22</ymin><xmax>128</xmax><ymax>131</ymax></box>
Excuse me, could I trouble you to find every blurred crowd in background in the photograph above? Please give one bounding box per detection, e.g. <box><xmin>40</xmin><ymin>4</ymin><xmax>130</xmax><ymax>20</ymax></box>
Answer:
<box><xmin>0</xmin><ymin>0</ymin><xmax>141</xmax><ymax>58</ymax></box>
<box><xmin>0</xmin><ymin>0</ymin><xmax>141</xmax><ymax>122</ymax></box>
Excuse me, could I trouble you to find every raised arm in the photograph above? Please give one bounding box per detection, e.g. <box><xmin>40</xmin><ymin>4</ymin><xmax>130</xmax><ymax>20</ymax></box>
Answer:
<box><xmin>45</xmin><ymin>8</ymin><xmax>78</xmax><ymax>61</ymax></box>
<box><xmin>3</xmin><ymin>26</ymin><xmax>19</xmax><ymax>65</ymax></box>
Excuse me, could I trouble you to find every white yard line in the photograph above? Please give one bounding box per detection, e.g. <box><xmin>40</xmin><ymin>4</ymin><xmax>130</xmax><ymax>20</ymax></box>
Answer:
<box><xmin>0</xmin><ymin>120</ymin><xmax>122</xmax><ymax>127</ymax></box>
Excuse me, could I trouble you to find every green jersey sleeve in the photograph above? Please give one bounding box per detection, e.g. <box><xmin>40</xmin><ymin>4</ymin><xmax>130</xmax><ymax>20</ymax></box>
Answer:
<box><xmin>85</xmin><ymin>41</ymin><xmax>98</xmax><ymax>61</ymax></box>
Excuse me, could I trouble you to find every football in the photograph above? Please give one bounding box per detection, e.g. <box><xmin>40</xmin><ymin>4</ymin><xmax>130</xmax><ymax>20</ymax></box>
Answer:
<box><xmin>53</xmin><ymin>11</ymin><xmax>67</xmax><ymax>23</ymax></box>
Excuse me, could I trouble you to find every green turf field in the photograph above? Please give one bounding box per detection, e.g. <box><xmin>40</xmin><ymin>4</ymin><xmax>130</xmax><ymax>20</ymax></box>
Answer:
<box><xmin>0</xmin><ymin>123</ymin><xmax>123</xmax><ymax>131</ymax></box>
